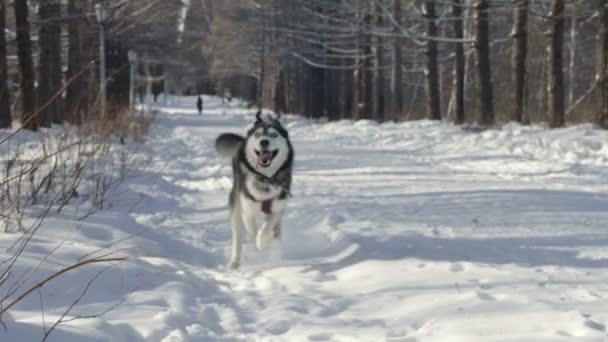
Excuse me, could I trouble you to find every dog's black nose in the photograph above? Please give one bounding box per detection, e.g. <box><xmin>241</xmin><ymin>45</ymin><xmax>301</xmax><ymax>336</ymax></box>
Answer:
<box><xmin>260</xmin><ymin>140</ymin><xmax>269</xmax><ymax>147</ymax></box>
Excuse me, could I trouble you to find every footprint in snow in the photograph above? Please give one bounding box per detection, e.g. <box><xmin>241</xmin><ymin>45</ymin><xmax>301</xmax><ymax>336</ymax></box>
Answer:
<box><xmin>308</xmin><ymin>333</ymin><xmax>333</xmax><ymax>341</ymax></box>
<box><xmin>476</xmin><ymin>291</ymin><xmax>496</xmax><ymax>301</ymax></box>
<box><xmin>479</xmin><ymin>283</ymin><xmax>493</xmax><ymax>290</ymax></box>
<box><xmin>265</xmin><ymin>320</ymin><xmax>291</xmax><ymax>335</ymax></box>
<box><xmin>584</xmin><ymin>319</ymin><xmax>606</xmax><ymax>332</ymax></box>
<box><xmin>449</xmin><ymin>263</ymin><xmax>465</xmax><ymax>272</ymax></box>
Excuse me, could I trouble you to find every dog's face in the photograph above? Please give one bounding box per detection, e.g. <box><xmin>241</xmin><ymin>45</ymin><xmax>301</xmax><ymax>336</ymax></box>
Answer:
<box><xmin>244</xmin><ymin>114</ymin><xmax>290</xmax><ymax>177</ymax></box>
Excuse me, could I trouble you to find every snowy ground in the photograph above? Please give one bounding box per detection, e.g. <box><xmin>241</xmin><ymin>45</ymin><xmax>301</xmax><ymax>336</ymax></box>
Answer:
<box><xmin>2</xmin><ymin>96</ymin><xmax>608</xmax><ymax>341</ymax></box>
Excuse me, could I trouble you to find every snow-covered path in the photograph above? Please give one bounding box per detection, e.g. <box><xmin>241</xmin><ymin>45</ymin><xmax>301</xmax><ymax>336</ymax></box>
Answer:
<box><xmin>4</xmin><ymin>96</ymin><xmax>608</xmax><ymax>341</ymax></box>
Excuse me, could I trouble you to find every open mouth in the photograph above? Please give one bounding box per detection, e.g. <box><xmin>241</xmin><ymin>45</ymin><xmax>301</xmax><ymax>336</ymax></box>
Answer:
<box><xmin>254</xmin><ymin>149</ymin><xmax>278</xmax><ymax>167</ymax></box>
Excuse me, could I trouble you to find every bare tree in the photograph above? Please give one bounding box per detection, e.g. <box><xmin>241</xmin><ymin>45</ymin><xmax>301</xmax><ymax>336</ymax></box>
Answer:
<box><xmin>374</xmin><ymin>0</ymin><xmax>386</xmax><ymax>122</ymax></box>
<box><xmin>14</xmin><ymin>0</ymin><xmax>37</xmax><ymax>130</ymax></box>
<box><xmin>548</xmin><ymin>0</ymin><xmax>565</xmax><ymax>128</ymax></box>
<box><xmin>65</xmin><ymin>0</ymin><xmax>85</xmax><ymax>124</ymax></box>
<box><xmin>512</xmin><ymin>0</ymin><xmax>528</xmax><ymax>123</ymax></box>
<box><xmin>0</xmin><ymin>0</ymin><xmax>10</xmax><ymax>128</ymax></box>
<box><xmin>474</xmin><ymin>0</ymin><xmax>494</xmax><ymax>126</ymax></box>
<box><xmin>423</xmin><ymin>0</ymin><xmax>441</xmax><ymax>121</ymax></box>
<box><xmin>598</xmin><ymin>0</ymin><xmax>608</xmax><ymax>127</ymax></box>
<box><xmin>353</xmin><ymin>0</ymin><xmax>366</xmax><ymax>120</ymax></box>
<box><xmin>37</xmin><ymin>0</ymin><xmax>62</xmax><ymax>127</ymax></box>
<box><xmin>363</xmin><ymin>1</ymin><xmax>374</xmax><ymax>120</ymax></box>
<box><xmin>452</xmin><ymin>0</ymin><xmax>465</xmax><ymax>124</ymax></box>
<box><xmin>390</xmin><ymin>0</ymin><xmax>403</xmax><ymax>121</ymax></box>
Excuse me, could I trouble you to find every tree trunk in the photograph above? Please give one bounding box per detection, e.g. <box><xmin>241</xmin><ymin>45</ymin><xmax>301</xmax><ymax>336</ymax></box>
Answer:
<box><xmin>568</xmin><ymin>15</ymin><xmax>576</xmax><ymax>109</ymax></box>
<box><xmin>452</xmin><ymin>0</ymin><xmax>465</xmax><ymax>124</ymax></box>
<box><xmin>423</xmin><ymin>0</ymin><xmax>441</xmax><ymax>121</ymax></box>
<box><xmin>597</xmin><ymin>0</ymin><xmax>608</xmax><ymax>127</ymax></box>
<box><xmin>311</xmin><ymin>67</ymin><xmax>325</xmax><ymax>118</ymax></box>
<box><xmin>512</xmin><ymin>0</ymin><xmax>528</xmax><ymax>123</ymax></box>
<box><xmin>390</xmin><ymin>0</ymin><xmax>403</xmax><ymax>121</ymax></box>
<box><xmin>0</xmin><ymin>0</ymin><xmax>11</xmax><ymax>128</ymax></box>
<box><xmin>363</xmin><ymin>3</ymin><xmax>373</xmax><ymax>120</ymax></box>
<box><xmin>50</xmin><ymin>0</ymin><xmax>62</xmax><ymax>123</ymax></box>
<box><xmin>548</xmin><ymin>0</ymin><xmax>565</xmax><ymax>128</ymax></box>
<box><xmin>353</xmin><ymin>0</ymin><xmax>365</xmax><ymax>120</ymax></box>
<box><xmin>337</xmin><ymin>58</ymin><xmax>350</xmax><ymax>119</ymax></box>
<box><xmin>342</xmin><ymin>58</ymin><xmax>354</xmax><ymax>119</ymax></box>
<box><xmin>14</xmin><ymin>0</ymin><xmax>37</xmax><ymax>130</ymax></box>
<box><xmin>66</xmin><ymin>0</ymin><xmax>84</xmax><ymax>124</ymax></box>
<box><xmin>37</xmin><ymin>0</ymin><xmax>61</xmax><ymax>127</ymax></box>
<box><xmin>375</xmin><ymin>1</ymin><xmax>385</xmax><ymax>122</ymax></box>
<box><xmin>37</xmin><ymin>0</ymin><xmax>51</xmax><ymax>126</ymax></box>
<box><xmin>474</xmin><ymin>0</ymin><xmax>494</xmax><ymax>126</ymax></box>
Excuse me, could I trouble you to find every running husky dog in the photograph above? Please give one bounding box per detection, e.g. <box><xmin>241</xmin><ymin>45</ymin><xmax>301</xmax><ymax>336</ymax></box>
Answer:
<box><xmin>215</xmin><ymin>112</ymin><xmax>294</xmax><ymax>269</ymax></box>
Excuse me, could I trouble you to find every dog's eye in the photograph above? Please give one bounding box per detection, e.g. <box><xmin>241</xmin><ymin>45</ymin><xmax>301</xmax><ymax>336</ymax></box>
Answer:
<box><xmin>269</xmin><ymin>132</ymin><xmax>278</xmax><ymax>138</ymax></box>
<box><xmin>255</xmin><ymin>133</ymin><xmax>262</xmax><ymax>138</ymax></box>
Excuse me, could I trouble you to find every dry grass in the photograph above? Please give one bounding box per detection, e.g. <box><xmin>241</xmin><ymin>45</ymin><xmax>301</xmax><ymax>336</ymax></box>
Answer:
<box><xmin>0</xmin><ymin>105</ymin><xmax>152</xmax><ymax>337</ymax></box>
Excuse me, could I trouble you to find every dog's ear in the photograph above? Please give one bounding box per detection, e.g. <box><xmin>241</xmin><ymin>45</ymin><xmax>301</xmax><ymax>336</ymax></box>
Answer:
<box><xmin>255</xmin><ymin>110</ymin><xmax>263</xmax><ymax>123</ymax></box>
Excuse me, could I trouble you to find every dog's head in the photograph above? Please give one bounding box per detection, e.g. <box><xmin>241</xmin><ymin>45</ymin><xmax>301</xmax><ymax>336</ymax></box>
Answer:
<box><xmin>244</xmin><ymin>111</ymin><xmax>291</xmax><ymax>176</ymax></box>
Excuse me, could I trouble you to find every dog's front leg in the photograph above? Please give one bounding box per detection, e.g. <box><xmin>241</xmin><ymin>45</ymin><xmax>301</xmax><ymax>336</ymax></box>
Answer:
<box><xmin>242</xmin><ymin>213</ymin><xmax>257</xmax><ymax>244</ymax></box>
<box><xmin>256</xmin><ymin>213</ymin><xmax>280</xmax><ymax>250</ymax></box>
<box><xmin>229</xmin><ymin>209</ymin><xmax>244</xmax><ymax>269</ymax></box>
<box><xmin>240</xmin><ymin>195</ymin><xmax>258</xmax><ymax>243</ymax></box>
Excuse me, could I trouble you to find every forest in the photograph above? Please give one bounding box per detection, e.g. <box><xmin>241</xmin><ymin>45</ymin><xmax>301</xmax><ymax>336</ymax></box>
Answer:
<box><xmin>1</xmin><ymin>0</ymin><xmax>607</xmax><ymax>129</ymax></box>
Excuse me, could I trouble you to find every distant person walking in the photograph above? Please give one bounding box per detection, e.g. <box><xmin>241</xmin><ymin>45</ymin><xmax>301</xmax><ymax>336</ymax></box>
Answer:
<box><xmin>197</xmin><ymin>95</ymin><xmax>203</xmax><ymax>115</ymax></box>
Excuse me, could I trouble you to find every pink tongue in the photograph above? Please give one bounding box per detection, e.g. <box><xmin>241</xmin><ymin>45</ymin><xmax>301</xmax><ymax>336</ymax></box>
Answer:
<box><xmin>258</xmin><ymin>151</ymin><xmax>272</xmax><ymax>165</ymax></box>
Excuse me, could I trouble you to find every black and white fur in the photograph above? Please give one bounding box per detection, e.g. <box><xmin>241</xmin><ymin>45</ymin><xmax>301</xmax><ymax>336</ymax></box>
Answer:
<box><xmin>215</xmin><ymin>112</ymin><xmax>294</xmax><ymax>269</ymax></box>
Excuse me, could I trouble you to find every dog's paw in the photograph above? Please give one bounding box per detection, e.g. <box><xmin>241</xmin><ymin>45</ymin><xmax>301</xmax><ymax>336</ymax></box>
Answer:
<box><xmin>256</xmin><ymin>229</ymin><xmax>274</xmax><ymax>250</ymax></box>
<box><xmin>273</xmin><ymin>225</ymin><xmax>281</xmax><ymax>239</ymax></box>
<box><xmin>228</xmin><ymin>260</ymin><xmax>240</xmax><ymax>270</ymax></box>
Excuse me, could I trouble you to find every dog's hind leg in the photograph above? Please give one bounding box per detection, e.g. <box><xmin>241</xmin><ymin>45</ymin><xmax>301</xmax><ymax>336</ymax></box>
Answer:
<box><xmin>228</xmin><ymin>208</ymin><xmax>244</xmax><ymax>269</ymax></box>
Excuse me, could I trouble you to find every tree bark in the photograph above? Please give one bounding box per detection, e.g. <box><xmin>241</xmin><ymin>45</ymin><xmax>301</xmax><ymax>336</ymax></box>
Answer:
<box><xmin>474</xmin><ymin>0</ymin><xmax>494</xmax><ymax>126</ymax></box>
<box><xmin>37</xmin><ymin>0</ymin><xmax>62</xmax><ymax>126</ymax></box>
<box><xmin>390</xmin><ymin>0</ymin><xmax>403</xmax><ymax>121</ymax></box>
<box><xmin>311</xmin><ymin>67</ymin><xmax>325</xmax><ymax>118</ymax></box>
<box><xmin>568</xmin><ymin>15</ymin><xmax>576</xmax><ymax>108</ymax></box>
<box><xmin>423</xmin><ymin>0</ymin><xmax>441</xmax><ymax>121</ymax></box>
<box><xmin>14</xmin><ymin>0</ymin><xmax>37</xmax><ymax>130</ymax></box>
<box><xmin>353</xmin><ymin>0</ymin><xmax>365</xmax><ymax>120</ymax></box>
<box><xmin>363</xmin><ymin>2</ymin><xmax>373</xmax><ymax>120</ymax></box>
<box><xmin>37</xmin><ymin>0</ymin><xmax>52</xmax><ymax>127</ymax></box>
<box><xmin>374</xmin><ymin>1</ymin><xmax>385</xmax><ymax>122</ymax></box>
<box><xmin>452</xmin><ymin>0</ymin><xmax>465</xmax><ymax>124</ymax></box>
<box><xmin>597</xmin><ymin>0</ymin><xmax>608</xmax><ymax>127</ymax></box>
<box><xmin>512</xmin><ymin>0</ymin><xmax>528</xmax><ymax>123</ymax></box>
<box><xmin>50</xmin><ymin>0</ymin><xmax>62</xmax><ymax>123</ymax></box>
<box><xmin>548</xmin><ymin>0</ymin><xmax>565</xmax><ymax>128</ymax></box>
<box><xmin>0</xmin><ymin>0</ymin><xmax>11</xmax><ymax>128</ymax></box>
<box><xmin>66</xmin><ymin>0</ymin><xmax>84</xmax><ymax>124</ymax></box>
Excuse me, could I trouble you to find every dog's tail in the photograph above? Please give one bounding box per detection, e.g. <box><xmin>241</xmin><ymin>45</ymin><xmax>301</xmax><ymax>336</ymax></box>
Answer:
<box><xmin>215</xmin><ymin>133</ymin><xmax>244</xmax><ymax>157</ymax></box>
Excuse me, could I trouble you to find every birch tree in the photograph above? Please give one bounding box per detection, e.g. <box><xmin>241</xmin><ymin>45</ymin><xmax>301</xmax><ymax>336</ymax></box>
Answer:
<box><xmin>14</xmin><ymin>0</ymin><xmax>37</xmax><ymax>130</ymax></box>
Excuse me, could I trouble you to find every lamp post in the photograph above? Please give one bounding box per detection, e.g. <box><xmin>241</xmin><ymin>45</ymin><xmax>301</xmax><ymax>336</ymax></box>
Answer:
<box><xmin>128</xmin><ymin>50</ymin><xmax>137</xmax><ymax>111</ymax></box>
<box><xmin>95</xmin><ymin>2</ymin><xmax>109</xmax><ymax>121</ymax></box>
